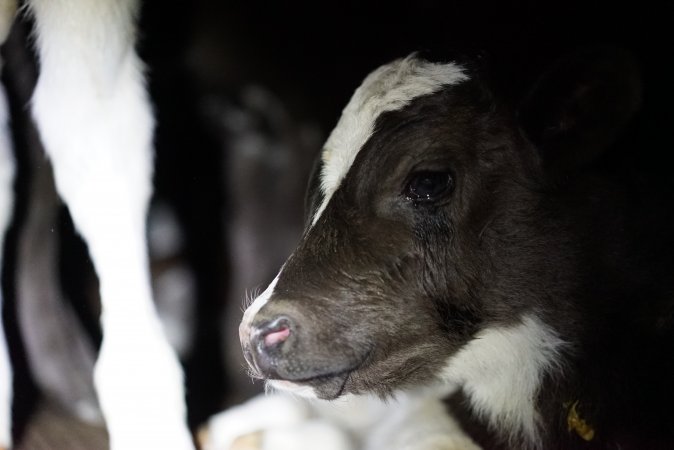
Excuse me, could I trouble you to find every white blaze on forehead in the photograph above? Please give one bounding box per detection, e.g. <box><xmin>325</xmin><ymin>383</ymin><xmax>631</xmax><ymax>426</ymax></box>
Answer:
<box><xmin>313</xmin><ymin>55</ymin><xmax>468</xmax><ymax>225</ymax></box>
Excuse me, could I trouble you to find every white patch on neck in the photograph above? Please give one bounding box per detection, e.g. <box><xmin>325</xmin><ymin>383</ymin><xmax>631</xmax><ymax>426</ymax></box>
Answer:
<box><xmin>312</xmin><ymin>55</ymin><xmax>468</xmax><ymax>225</ymax></box>
<box><xmin>440</xmin><ymin>315</ymin><xmax>567</xmax><ymax>448</ymax></box>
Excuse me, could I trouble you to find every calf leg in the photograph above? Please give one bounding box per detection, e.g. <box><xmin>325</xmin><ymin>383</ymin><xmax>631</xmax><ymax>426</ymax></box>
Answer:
<box><xmin>0</xmin><ymin>2</ymin><xmax>17</xmax><ymax>448</ymax></box>
<box><xmin>0</xmin><ymin>69</ymin><xmax>15</xmax><ymax>450</ymax></box>
<box><xmin>28</xmin><ymin>0</ymin><xmax>193</xmax><ymax>448</ymax></box>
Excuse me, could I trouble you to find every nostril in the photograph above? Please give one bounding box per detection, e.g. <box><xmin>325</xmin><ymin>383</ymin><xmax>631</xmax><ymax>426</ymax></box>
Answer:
<box><xmin>264</xmin><ymin>326</ymin><xmax>290</xmax><ymax>347</ymax></box>
<box><xmin>256</xmin><ymin>316</ymin><xmax>293</xmax><ymax>350</ymax></box>
<box><xmin>249</xmin><ymin>316</ymin><xmax>295</xmax><ymax>378</ymax></box>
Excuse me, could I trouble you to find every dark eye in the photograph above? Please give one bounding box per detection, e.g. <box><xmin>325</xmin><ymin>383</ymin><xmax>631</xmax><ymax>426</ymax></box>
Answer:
<box><xmin>404</xmin><ymin>171</ymin><xmax>453</xmax><ymax>203</ymax></box>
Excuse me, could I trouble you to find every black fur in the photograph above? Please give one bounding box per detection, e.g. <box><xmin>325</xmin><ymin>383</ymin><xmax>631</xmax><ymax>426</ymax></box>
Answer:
<box><xmin>243</xmin><ymin>50</ymin><xmax>674</xmax><ymax>449</ymax></box>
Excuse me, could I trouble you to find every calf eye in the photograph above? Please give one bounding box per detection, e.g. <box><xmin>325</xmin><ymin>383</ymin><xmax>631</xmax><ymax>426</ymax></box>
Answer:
<box><xmin>404</xmin><ymin>171</ymin><xmax>454</xmax><ymax>203</ymax></box>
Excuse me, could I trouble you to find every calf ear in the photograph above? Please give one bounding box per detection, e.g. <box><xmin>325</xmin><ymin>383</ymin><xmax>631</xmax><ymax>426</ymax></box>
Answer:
<box><xmin>518</xmin><ymin>47</ymin><xmax>642</xmax><ymax>171</ymax></box>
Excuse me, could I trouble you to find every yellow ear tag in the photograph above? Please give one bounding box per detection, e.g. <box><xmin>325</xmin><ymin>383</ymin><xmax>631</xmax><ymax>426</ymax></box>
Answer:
<box><xmin>567</xmin><ymin>400</ymin><xmax>595</xmax><ymax>441</ymax></box>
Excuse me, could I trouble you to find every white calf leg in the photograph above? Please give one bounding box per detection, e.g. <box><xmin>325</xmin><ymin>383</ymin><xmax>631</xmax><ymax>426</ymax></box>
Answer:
<box><xmin>201</xmin><ymin>394</ymin><xmax>354</xmax><ymax>450</ymax></box>
<box><xmin>364</xmin><ymin>393</ymin><xmax>481</xmax><ymax>450</ymax></box>
<box><xmin>28</xmin><ymin>0</ymin><xmax>193</xmax><ymax>448</ymax></box>
<box><xmin>0</xmin><ymin>2</ymin><xmax>17</xmax><ymax>448</ymax></box>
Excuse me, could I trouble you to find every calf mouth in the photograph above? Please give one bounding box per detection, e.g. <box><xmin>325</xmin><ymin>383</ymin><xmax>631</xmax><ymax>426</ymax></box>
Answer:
<box><xmin>269</xmin><ymin>371</ymin><xmax>352</xmax><ymax>400</ymax></box>
<box><xmin>244</xmin><ymin>332</ymin><xmax>370</xmax><ymax>400</ymax></box>
<box><xmin>243</xmin><ymin>339</ymin><xmax>371</xmax><ymax>399</ymax></box>
<box><xmin>241</xmin><ymin>307</ymin><xmax>374</xmax><ymax>399</ymax></box>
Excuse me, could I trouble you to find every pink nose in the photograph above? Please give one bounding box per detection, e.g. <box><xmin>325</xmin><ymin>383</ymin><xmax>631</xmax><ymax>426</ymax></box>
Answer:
<box><xmin>264</xmin><ymin>326</ymin><xmax>290</xmax><ymax>347</ymax></box>
<box><xmin>242</xmin><ymin>316</ymin><xmax>295</xmax><ymax>378</ymax></box>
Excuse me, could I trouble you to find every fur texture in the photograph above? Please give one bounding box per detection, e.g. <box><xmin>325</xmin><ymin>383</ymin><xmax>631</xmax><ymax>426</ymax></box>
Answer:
<box><xmin>240</xmin><ymin>51</ymin><xmax>673</xmax><ymax>449</ymax></box>
<box><xmin>0</xmin><ymin>1</ymin><xmax>193</xmax><ymax>448</ymax></box>
<box><xmin>315</xmin><ymin>55</ymin><xmax>466</xmax><ymax>225</ymax></box>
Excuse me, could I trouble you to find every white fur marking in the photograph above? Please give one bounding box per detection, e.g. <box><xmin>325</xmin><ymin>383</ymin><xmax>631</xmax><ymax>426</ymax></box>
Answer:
<box><xmin>313</xmin><ymin>55</ymin><xmax>467</xmax><ymax>225</ymax></box>
<box><xmin>240</xmin><ymin>272</ymin><xmax>281</xmax><ymax>345</ymax></box>
<box><xmin>267</xmin><ymin>379</ymin><xmax>318</xmax><ymax>399</ymax></box>
<box><xmin>29</xmin><ymin>1</ymin><xmax>192</xmax><ymax>448</ymax></box>
<box><xmin>441</xmin><ymin>315</ymin><xmax>566</xmax><ymax>447</ymax></box>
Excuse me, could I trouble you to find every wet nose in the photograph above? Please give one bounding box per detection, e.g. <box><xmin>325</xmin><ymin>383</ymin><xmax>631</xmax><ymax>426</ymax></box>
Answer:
<box><xmin>244</xmin><ymin>316</ymin><xmax>294</xmax><ymax>378</ymax></box>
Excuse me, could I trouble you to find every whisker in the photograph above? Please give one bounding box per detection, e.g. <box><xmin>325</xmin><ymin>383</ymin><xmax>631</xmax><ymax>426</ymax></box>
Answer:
<box><xmin>241</xmin><ymin>286</ymin><xmax>262</xmax><ymax>311</ymax></box>
<box><xmin>242</xmin><ymin>363</ymin><xmax>263</xmax><ymax>381</ymax></box>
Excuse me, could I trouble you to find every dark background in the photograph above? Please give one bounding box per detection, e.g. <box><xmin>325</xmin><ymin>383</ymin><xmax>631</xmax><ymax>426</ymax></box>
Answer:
<box><xmin>141</xmin><ymin>0</ymin><xmax>672</xmax><ymax>425</ymax></box>
<box><xmin>3</xmin><ymin>0</ymin><xmax>672</xmax><ymax>441</ymax></box>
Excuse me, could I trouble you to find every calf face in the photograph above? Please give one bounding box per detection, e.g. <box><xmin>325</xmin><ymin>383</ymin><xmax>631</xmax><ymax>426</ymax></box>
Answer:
<box><xmin>239</xmin><ymin>50</ymin><xmax>647</xmax><ymax>444</ymax></box>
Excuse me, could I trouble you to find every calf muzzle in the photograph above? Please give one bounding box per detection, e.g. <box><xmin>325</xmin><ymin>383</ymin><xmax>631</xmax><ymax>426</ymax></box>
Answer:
<box><xmin>242</xmin><ymin>315</ymin><xmax>294</xmax><ymax>379</ymax></box>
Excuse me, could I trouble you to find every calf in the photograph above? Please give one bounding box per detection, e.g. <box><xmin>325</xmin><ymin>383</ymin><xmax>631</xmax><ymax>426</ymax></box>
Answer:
<box><xmin>239</xmin><ymin>51</ymin><xmax>674</xmax><ymax>449</ymax></box>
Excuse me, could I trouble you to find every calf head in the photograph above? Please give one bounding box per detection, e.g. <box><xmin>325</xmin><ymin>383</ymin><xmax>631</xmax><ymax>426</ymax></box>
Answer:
<box><xmin>239</xmin><ymin>49</ymin><xmax>641</xmax><ymax>416</ymax></box>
